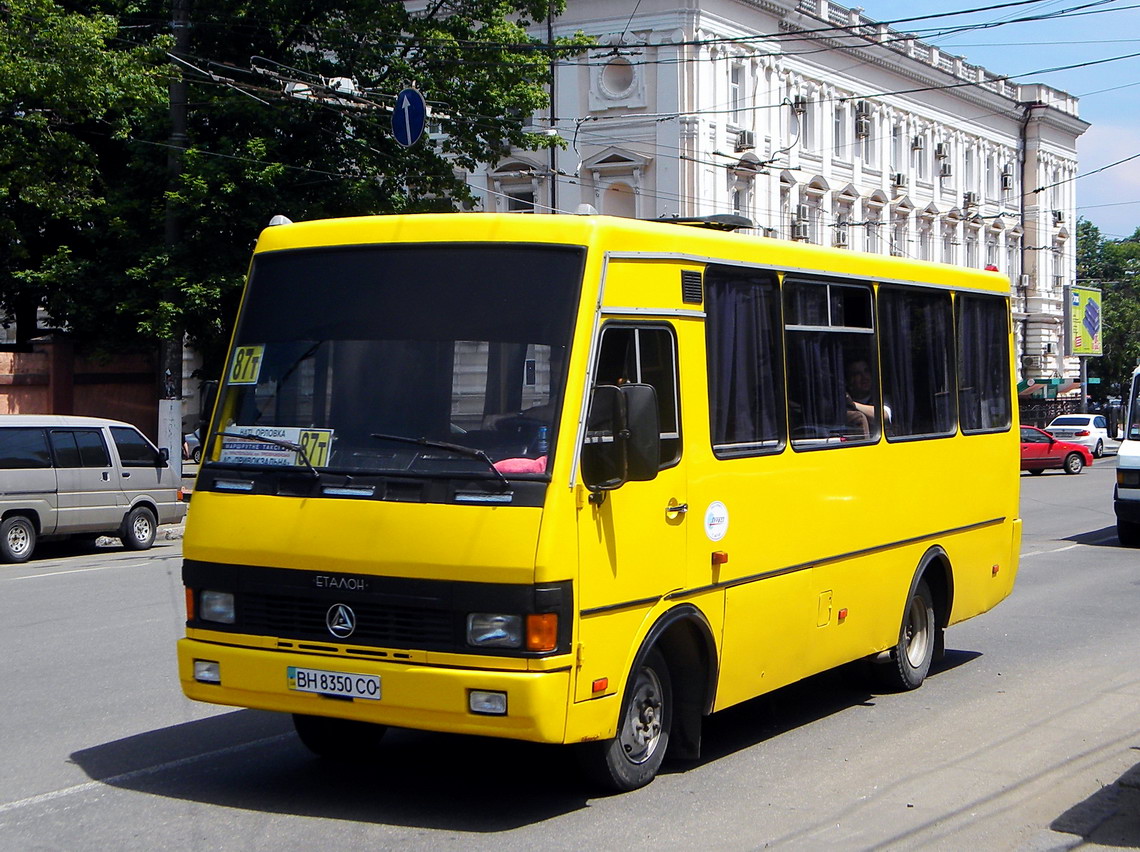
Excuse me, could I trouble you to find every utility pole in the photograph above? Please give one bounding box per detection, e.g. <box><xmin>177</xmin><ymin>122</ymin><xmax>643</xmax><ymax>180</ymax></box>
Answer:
<box><xmin>548</xmin><ymin>1</ymin><xmax>557</xmax><ymax>213</ymax></box>
<box><xmin>159</xmin><ymin>0</ymin><xmax>191</xmax><ymax>465</ymax></box>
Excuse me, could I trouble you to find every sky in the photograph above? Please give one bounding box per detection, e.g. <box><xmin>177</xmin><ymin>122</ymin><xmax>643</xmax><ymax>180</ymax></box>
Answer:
<box><xmin>855</xmin><ymin>0</ymin><xmax>1140</xmax><ymax>240</ymax></box>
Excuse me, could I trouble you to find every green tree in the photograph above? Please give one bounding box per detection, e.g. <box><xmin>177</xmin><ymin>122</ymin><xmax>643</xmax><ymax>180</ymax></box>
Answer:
<box><xmin>85</xmin><ymin>0</ymin><xmax>588</xmax><ymax>375</ymax></box>
<box><xmin>2</xmin><ymin>1</ymin><xmax>588</xmax><ymax>374</ymax></box>
<box><xmin>0</xmin><ymin>0</ymin><xmax>167</xmax><ymax>345</ymax></box>
<box><xmin>1076</xmin><ymin>218</ymin><xmax>1140</xmax><ymax>397</ymax></box>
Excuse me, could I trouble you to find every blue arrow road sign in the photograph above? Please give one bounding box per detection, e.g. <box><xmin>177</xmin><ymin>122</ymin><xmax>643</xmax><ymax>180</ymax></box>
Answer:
<box><xmin>392</xmin><ymin>88</ymin><xmax>426</xmax><ymax>147</ymax></box>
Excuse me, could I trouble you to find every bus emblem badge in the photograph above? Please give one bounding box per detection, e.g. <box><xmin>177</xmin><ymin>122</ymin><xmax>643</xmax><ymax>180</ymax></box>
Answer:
<box><xmin>326</xmin><ymin>604</ymin><xmax>357</xmax><ymax>639</ymax></box>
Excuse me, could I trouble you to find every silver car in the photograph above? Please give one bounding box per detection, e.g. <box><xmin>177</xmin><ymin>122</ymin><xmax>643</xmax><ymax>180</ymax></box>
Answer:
<box><xmin>0</xmin><ymin>415</ymin><xmax>187</xmax><ymax>562</ymax></box>
<box><xmin>1045</xmin><ymin>414</ymin><xmax>1111</xmax><ymax>458</ymax></box>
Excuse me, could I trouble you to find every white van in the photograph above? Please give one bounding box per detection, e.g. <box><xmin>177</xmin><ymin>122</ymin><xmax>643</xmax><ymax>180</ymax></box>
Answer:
<box><xmin>0</xmin><ymin>415</ymin><xmax>187</xmax><ymax>562</ymax></box>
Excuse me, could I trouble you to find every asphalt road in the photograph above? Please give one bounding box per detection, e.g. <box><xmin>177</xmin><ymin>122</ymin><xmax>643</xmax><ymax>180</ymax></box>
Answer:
<box><xmin>0</xmin><ymin>457</ymin><xmax>1137</xmax><ymax>851</ymax></box>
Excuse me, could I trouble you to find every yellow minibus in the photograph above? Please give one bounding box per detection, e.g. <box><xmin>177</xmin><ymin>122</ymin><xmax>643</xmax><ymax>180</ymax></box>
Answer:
<box><xmin>178</xmin><ymin>213</ymin><xmax>1020</xmax><ymax>791</ymax></box>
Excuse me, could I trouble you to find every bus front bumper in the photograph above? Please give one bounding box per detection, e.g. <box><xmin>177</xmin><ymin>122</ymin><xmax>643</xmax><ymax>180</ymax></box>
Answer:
<box><xmin>178</xmin><ymin>638</ymin><xmax>571</xmax><ymax>744</ymax></box>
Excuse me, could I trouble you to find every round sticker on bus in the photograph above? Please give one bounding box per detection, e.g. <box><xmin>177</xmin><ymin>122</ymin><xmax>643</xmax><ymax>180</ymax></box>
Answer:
<box><xmin>704</xmin><ymin>501</ymin><xmax>729</xmax><ymax>542</ymax></box>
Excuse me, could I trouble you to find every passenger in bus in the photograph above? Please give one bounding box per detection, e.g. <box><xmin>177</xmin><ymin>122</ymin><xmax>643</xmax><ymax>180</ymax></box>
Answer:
<box><xmin>846</xmin><ymin>357</ymin><xmax>877</xmax><ymax>422</ymax></box>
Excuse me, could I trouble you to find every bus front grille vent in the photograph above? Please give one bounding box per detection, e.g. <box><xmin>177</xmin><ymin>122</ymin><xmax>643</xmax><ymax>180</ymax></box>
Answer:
<box><xmin>241</xmin><ymin>592</ymin><xmax>454</xmax><ymax>649</ymax></box>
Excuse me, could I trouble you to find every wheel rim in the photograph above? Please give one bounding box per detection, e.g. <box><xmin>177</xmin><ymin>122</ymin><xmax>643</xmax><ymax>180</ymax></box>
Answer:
<box><xmin>132</xmin><ymin>514</ymin><xmax>153</xmax><ymax>542</ymax></box>
<box><xmin>6</xmin><ymin>523</ymin><xmax>30</xmax><ymax>556</ymax></box>
<box><xmin>1067</xmin><ymin>455</ymin><xmax>1081</xmax><ymax>473</ymax></box>
<box><xmin>618</xmin><ymin>665</ymin><xmax>665</xmax><ymax>765</ymax></box>
<box><xmin>903</xmin><ymin>594</ymin><xmax>931</xmax><ymax>668</ymax></box>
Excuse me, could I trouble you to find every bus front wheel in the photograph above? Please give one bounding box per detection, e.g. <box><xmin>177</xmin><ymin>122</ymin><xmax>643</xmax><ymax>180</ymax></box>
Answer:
<box><xmin>292</xmin><ymin>714</ymin><xmax>387</xmax><ymax>760</ymax></box>
<box><xmin>578</xmin><ymin>646</ymin><xmax>673</xmax><ymax>792</ymax></box>
<box><xmin>877</xmin><ymin>578</ymin><xmax>935</xmax><ymax>691</ymax></box>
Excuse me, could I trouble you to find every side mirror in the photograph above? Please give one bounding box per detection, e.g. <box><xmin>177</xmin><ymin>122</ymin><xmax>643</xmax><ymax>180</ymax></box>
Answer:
<box><xmin>581</xmin><ymin>383</ymin><xmax>661</xmax><ymax>492</ymax></box>
<box><xmin>158</xmin><ymin>446</ymin><xmax>170</xmax><ymax>467</ymax></box>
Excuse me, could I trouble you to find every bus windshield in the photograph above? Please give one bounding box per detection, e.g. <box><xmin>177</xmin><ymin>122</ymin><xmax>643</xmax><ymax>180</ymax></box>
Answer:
<box><xmin>212</xmin><ymin>243</ymin><xmax>585</xmax><ymax>477</ymax></box>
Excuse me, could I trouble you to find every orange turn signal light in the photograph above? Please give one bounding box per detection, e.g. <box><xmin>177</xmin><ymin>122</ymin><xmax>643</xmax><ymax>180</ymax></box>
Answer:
<box><xmin>592</xmin><ymin>678</ymin><xmax>609</xmax><ymax>694</ymax></box>
<box><xmin>185</xmin><ymin>587</ymin><xmax>195</xmax><ymax>621</ymax></box>
<box><xmin>526</xmin><ymin>613</ymin><xmax>558</xmax><ymax>652</ymax></box>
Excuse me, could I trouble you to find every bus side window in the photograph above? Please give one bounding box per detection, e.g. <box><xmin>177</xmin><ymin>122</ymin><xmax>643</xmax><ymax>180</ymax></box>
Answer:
<box><xmin>784</xmin><ymin>279</ymin><xmax>879</xmax><ymax>447</ymax></box>
<box><xmin>590</xmin><ymin>325</ymin><xmax>681</xmax><ymax>468</ymax></box>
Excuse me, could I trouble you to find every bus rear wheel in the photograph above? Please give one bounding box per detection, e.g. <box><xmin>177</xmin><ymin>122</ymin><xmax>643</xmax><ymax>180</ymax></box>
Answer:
<box><xmin>578</xmin><ymin>646</ymin><xmax>672</xmax><ymax>792</ymax></box>
<box><xmin>292</xmin><ymin>714</ymin><xmax>387</xmax><ymax>760</ymax></box>
<box><xmin>876</xmin><ymin>578</ymin><xmax>935</xmax><ymax>691</ymax></box>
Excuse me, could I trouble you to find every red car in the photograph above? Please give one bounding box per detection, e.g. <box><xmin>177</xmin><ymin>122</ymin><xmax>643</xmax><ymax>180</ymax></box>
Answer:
<box><xmin>1020</xmin><ymin>425</ymin><xmax>1093</xmax><ymax>475</ymax></box>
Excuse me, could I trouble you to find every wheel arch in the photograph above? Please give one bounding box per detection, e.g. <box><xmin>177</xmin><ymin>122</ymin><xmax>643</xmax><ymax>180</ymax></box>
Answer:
<box><xmin>2</xmin><ymin>509</ymin><xmax>41</xmax><ymax>533</ymax></box>
<box><xmin>630</xmin><ymin>603</ymin><xmax>718</xmax><ymax>761</ymax></box>
<box><xmin>911</xmin><ymin>545</ymin><xmax>952</xmax><ymax>661</ymax></box>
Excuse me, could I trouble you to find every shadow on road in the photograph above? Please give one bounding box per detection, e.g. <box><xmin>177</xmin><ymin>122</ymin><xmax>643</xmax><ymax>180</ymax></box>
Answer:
<box><xmin>69</xmin><ymin>648</ymin><xmax>984</xmax><ymax>829</ymax></box>
<box><xmin>1063</xmin><ymin>525</ymin><xmax>1126</xmax><ymax>548</ymax></box>
<box><xmin>1051</xmin><ymin>754</ymin><xmax>1140</xmax><ymax>847</ymax></box>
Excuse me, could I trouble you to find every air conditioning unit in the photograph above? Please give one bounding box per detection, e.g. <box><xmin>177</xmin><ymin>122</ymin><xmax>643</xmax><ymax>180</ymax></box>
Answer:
<box><xmin>795</xmin><ymin>203</ymin><xmax>811</xmax><ymax>221</ymax></box>
<box><xmin>855</xmin><ymin>116</ymin><xmax>871</xmax><ymax>138</ymax></box>
<box><xmin>891</xmin><ymin>172</ymin><xmax>907</xmax><ymax>189</ymax></box>
<box><xmin>791</xmin><ymin>221</ymin><xmax>810</xmax><ymax>241</ymax></box>
<box><xmin>963</xmin><ymin>191</ymin><xmax>979</xmax><ymax>207</ymax></box>
<box><xmin>912</xmin><ymin>135</ymin><xmax>925</xmax><ymax>151</ymax></box>
<box><xmin>792</xmin><ymin>95</ymin><xmax>808</xmax><ymax>113</ymax></box>
<box><xmin>1001</xmin><ymin>171</ymin><xmax>1014</xmax><ymax>191</ymax></box>
<box><xmin>734</xmin><ymin>129</ymin><xmax>756</xmax><ymax>152</ymax></box>
<box><xmin>939</xmin><ymin>162</ymin><xmax>953</xmax><ymax>178</ymax></box>
<box><xmin>1019</xmin><ymin>273</ymin><xmax>1031</xmax><ymax>288</ymax></box>
<box><xmin>935</xmin><ymin>142</ymin><xmax>949</xmax><ymax>160</ymax></box>
<box><xmin>1052</xmin><ymin>209</ymin><xmax>1064</xmax><ymax>225</ymax></box>
<box><xmin>834</xmin><ymin>224</ymin><xmax>849</xmax><ymax>247</ymax></box>
<box><xmin>1022</xmin><ymin>355</ymin><xmax>1043</xmax><ymax>370</ymax></box>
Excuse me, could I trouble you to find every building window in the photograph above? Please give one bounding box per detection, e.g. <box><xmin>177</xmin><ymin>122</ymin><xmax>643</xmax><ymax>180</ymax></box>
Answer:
<box><xmin>891</xmin><ymin>123</ymin><xmax>905</xmax><ymax>172</ymax></box>
<box><xmin>730</xmin><ymin>63</ymin><xmax>745</xmax><ymax>125</ymax></box>
<box><xmin>833</xmin><ymin>102</ymin><xmax>847</xmax><ymax>158</ymax></box>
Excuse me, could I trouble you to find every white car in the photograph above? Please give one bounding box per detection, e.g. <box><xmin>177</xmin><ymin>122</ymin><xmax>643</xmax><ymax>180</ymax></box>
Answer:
<box><xmin>1045</xmin><ymin>414</ymin><xmax>1110</xmax><ymax>458</ymax></box>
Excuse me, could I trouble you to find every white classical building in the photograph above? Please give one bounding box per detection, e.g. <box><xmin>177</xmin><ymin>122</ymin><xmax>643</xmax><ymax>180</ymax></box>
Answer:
<box><xmin>470</xmin><ymin>0</ymin><xmax>1089</xmax><ymax>386</ymax></box>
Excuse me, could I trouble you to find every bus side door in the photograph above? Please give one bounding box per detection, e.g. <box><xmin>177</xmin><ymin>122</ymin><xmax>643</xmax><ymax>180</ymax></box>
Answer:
<box><xmin>574</xmin><ymin>322</ymin><xmax>687</xmax><ymax>704</ymax></box>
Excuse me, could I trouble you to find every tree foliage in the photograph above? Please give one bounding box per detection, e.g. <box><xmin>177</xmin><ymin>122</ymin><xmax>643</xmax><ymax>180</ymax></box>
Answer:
<box><xmin>2</xmin><ymin>0</ymin><xmax>589</xmax><ymax>373</ymax></box>
<box><xmin>1076</xmin><ymin>218</ymin><xmax>1140</xmax><ymax>397</ymax></box>
<box><xmin>0</xmin><ymin>0</ymin><xmax>168</xmax><ymax>342</ymax></box>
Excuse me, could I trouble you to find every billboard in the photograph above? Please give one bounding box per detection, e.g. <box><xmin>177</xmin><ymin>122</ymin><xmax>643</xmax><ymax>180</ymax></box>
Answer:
<box><xmin>1069</xmin><ymin>286</ymin><xmax>1103</xmax><ymax>356</ymax></box>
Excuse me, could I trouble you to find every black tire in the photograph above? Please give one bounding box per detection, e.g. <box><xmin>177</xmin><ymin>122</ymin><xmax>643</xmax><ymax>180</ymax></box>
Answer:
<box><xmin>0</xmin><ymin>515</ymin><xmax>36</xmax><ymax>563</ymax></box>
<box><xmin>191</xmin><ymin>446</ymin><xmax>202</xmax><ymax>464</ymax></box>
<box><xmin>121</xmin><ymin>506</ymin><xmax>157</xmax><ymax>550</ymax></box>
<box><xmin>292</xmin><ymin>714</ymin><xmax>387</xmax><ymax>760</ymax></box>
<box><xmin>1028</xmin><ymin>468</ymin><xmax>1045</xmax><ymax>476</ymax></box>
<box><xmin>1093</xmin><ymin>440</ymin><xmax>1104</xmax><ymax>459</ymax></box>
<box><xmin>876</xmin><ymin>578</ymin><xmax>935</xmax><ymax>691</ymax></box>
<box><xmin>578</xmin><ymin>646</ymin><xmax>672</xmax><ymax>792</ymax></box>
<box><xmin>1063</xmin><ymin>453</ymin><xmax>1084</xmax><ymax>475</ymax></box>
<box><xmin>1118</xmin><ymin>519</ymin><xmax>1140</xmax><ymax>548</ymax></box>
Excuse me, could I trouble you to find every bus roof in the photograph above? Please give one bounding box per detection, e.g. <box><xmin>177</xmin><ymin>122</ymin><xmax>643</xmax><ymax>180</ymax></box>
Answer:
<box><xmin>253</xmin><ymin>213</ymin><xmax>1011</xmax><ymax>294</ymax></box>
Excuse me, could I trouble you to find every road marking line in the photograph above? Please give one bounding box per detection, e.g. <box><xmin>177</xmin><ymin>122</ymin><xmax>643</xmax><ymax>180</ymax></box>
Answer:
<box><xmin>7</xmin><ymin>554</ymin><xmax>180</xmax><ymax>581</ymax></box>
<box><xmin>0</xmin><ymin>733</ymin><xmax>292</xmax><ymax>816</ymax></box>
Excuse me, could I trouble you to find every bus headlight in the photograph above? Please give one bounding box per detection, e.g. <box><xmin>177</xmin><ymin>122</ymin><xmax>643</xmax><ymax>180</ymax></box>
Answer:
<box><xmin>466</xmin><ymin>613</ymin><xmax>522</xmax><ymax>648</ymax></box>
<box><xmin>200</xmin><ymin>590</ymin><xmax>236</xmax><ymax>624</ymax></box>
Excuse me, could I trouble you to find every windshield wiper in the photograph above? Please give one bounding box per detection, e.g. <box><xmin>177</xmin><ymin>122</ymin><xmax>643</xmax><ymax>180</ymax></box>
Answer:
<box><xmin>369</xmin><ymin>432</ymin><xmax>510</xmax><ymax>491</ymax></box>
<box><xmin>216</xmin><ymin>431</ymin><xmax>320</xmax><ymax>478</ymax></box>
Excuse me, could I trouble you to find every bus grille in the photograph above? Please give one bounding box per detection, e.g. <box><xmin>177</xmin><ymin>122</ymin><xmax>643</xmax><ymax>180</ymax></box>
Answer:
<box><xmin>240</xmin><ymin>592</ymin><xmax>455</xmax><ymax>650</ymax></box>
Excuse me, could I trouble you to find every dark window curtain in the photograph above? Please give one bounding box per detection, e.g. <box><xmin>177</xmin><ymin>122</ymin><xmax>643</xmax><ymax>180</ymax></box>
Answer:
<box><xmin>881</xmin><ymin>289</ymin><xmax>955</xmax><ymax>438</ymax></box>
<box><xmin>787</xmin><ymin>331</ymin><xmax>846</xmax><ymax>439</ymax></box>
<box><xmin>958</xmin><ymin>295</ymin><xmax>1011</xmax><ymax>433</ymax></box>
<box><xmin>706</xmin><ymin>270</ymin><xmax>783</xmax><ymax>451</ymax></box>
